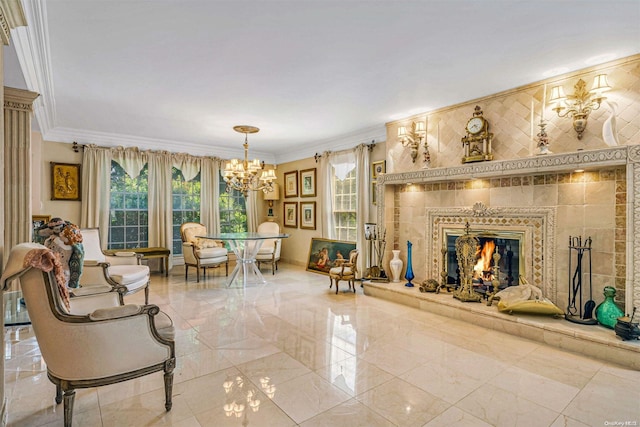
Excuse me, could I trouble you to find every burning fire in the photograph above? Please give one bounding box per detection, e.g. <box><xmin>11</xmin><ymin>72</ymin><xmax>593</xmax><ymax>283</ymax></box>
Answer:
<box><xmin>473</xmin><ymin>240</ymin><xmax>496</xmax><ymax>279</ymax></box>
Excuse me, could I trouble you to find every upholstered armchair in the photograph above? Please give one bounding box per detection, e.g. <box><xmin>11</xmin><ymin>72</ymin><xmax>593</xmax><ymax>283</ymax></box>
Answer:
<box><xmin>180</xmin><ymin>222</ymin><xmax>229</xmax><ymax>282</ymax></box>
<box><xmin>80</xmin><ymin>228</ymin><xmax>151</xmax><ymax>303</ymax></box>
<box><xmin>329</xmin><ymin>249</ymin><xmax>359</xmax><ymax>294</ymax></box>
<box><xmin>255</xmin><ymin>221</ymin><xmax>282</xmax><ymax>274</ymax></box>
<box><xmin>1</xmin><ymin>243</ymin><xmax>175</xmax><ymax>427</ymax></box>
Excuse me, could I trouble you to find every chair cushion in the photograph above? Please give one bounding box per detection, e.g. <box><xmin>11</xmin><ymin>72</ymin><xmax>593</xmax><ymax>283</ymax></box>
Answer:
<box><xmin>329</xmin><ymin>266</ymin><xmax>354</xmax><ymax>276</ymax></box>
<box><xmin>196</xmin><ymin>247</ymin><xmax>228</xmax><ymax>258</ymax></box>
<box><xmin>108</xmin><ymin>265</ymin><xmax>150</xmax><ymax>285</ymax></box>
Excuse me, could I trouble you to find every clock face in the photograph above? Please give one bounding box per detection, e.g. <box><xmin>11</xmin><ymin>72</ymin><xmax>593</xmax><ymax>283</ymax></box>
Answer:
<box><xmin>466</xmin><ymin>117</ymin><xmax>484</xmax><ymax>134</ymax></box>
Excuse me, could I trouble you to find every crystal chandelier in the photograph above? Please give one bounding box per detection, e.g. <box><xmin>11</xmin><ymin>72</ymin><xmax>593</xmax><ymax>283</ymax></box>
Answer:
<box><xmin>223</xmin><ymin>125</ymin><xmax>276</xmax><ymax>197</ymax></box>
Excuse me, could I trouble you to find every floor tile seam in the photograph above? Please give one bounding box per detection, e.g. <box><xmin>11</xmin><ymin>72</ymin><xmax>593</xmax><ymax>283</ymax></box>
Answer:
<box><xmin>353</xmin><ymin>390</ymin><xmax>434</xmax><ymax>427</ymax></box>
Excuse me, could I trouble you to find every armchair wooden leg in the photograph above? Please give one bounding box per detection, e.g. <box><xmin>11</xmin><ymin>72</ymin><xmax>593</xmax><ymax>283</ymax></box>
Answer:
<box><xmin>144</xmin><ymin>285</ymin><xmax>149</xmax><ymax>304</ymax></box>
<box><xmin>55</xmin><ymin>384</ymin><xmax>62</xmax><ymax>404</ymax></box>
<box><xmin>63</xmin><ymin>389</ymin><xmax>76</xmax><ymax>427</ymax></box>
<box><xmin>225</xmin><ymin>261</ymin><xmax>229</xmax><ymax>276</ymax></box>
<box><xmin>196</xmin><ymin>266</ymin><xmax>200</xmax><ymax>283</ymax></box>
<box><xmin>184</xmin><ymin>265</ymin><xmax>188</xmax><ymax>280</ymax></box>
<box><xmin>164</xmin><ymin>371</ymin><xmax>174</xmax><ymax>411</ymax></box>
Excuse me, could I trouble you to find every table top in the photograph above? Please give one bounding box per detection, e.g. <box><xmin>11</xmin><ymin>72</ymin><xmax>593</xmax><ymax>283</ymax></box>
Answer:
<box><xmin>198</xmin><ymin>232</ymin><xmax>289</xmax><ymax>241</ymax></box>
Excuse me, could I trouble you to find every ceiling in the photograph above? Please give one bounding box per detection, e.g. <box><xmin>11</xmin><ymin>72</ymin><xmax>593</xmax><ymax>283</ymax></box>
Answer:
<box><xmin>4</xmin><ymin>0</ymin><xmax>640</xmax><ymax>163</ymax></box>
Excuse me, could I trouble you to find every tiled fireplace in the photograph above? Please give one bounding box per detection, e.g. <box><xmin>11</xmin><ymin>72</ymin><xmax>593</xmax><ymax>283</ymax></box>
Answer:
<box><xmin>376</xmin><ymin>146</ymin><xmax>636</xmax><ymax>312</ymax></box>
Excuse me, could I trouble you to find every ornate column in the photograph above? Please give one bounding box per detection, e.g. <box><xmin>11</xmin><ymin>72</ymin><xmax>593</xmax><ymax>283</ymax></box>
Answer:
<box><xmin>4</xmin><ymin>87</ymin><xmax>38</xmax><ymax>260</ymax></box>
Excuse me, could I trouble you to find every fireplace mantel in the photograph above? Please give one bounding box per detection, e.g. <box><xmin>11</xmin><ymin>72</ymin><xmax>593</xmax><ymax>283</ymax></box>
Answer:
<box><xmin>376</xmin><ymin>145</ymin><xmax>640</xmax><ymax>311</ymax></box>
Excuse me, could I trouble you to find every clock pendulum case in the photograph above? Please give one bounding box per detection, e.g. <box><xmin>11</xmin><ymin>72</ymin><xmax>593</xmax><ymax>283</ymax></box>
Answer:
<box><xmin>461</xmin><ymin>105</ymin><xmax>494</xmax><ymax>164</ymax></box>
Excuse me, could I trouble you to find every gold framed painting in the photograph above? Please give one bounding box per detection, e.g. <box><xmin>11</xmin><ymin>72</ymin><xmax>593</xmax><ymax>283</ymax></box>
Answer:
<box><xmin>300</xmin><ymin>168</ymin><xmax>316</xmax><ymax>197</ymax></box>
<box><xmin>300</xmin><ymin>201</ymin><xmax>316</xmax><ymax>230</ymax></box>
<box><xmin>306</xmin><ymin>238</ymin><xmax>357</xmax><ymax>275</ymax></box>
<box><xmin>283</xmin><ymin>201</ymin><xmax>298</xmax><ymax>228</ymax></box>
<box><xmin>372</xmin><ymin>160</ymin><xmax>386</xmax><ymax>179</ymax></box>
<box><xmin>284</xmin><ymin>170</ymin><xmax>298</xmax><ymax>198</ymax></box>
<box><xmin>51</xmin><ymin>162</ymin><xmax>81</xmax><ymax>201</ymax></box>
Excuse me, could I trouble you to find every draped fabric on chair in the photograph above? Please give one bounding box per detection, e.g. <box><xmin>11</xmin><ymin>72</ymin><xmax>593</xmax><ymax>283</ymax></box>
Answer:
<box><xmin>80</xmin><ymin>145</ymin><xmax>113</xmax><ymax>246</ymax></box>
<box><xmin>148</xmin><ymin>151</ymin><xmax>174</xmax><ymax>270</ymax></box>
<box><xmin>200</xmin><ymin>157</ymin><xmax>221</xmax><ymax>234</ymax></box>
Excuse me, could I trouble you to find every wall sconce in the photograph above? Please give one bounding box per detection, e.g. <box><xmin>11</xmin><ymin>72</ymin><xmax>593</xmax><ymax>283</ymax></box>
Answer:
<box><xmin>263</xmin><ymin>183</ymin><xmax>280</xmax><ymax>219</ymax></box>
<box><xmin>548</xmin><ymin>74</ymin><xmax>611</xmax><ymax>140</ymax></box>
<box><xmin>397</xmin><ymin>121</ymin><xmax>425</xmax><ymax>163</ymax></box>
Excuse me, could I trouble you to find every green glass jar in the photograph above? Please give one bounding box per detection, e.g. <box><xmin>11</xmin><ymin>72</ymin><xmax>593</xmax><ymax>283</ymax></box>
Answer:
<box><xmin>595</xmin><ymin>286</ymin><xmax>624</xmax><ymax>329</ymax></box>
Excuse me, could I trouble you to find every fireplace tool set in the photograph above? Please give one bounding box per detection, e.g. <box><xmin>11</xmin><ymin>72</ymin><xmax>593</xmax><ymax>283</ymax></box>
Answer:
<box><xmin>566</xmin><ymin>236</ymin><xmax>597</xmax><ymax>325</ymax></box>
<box><xmin>363</xmin><ymin>223</ymin><xmax>387</xmax><ymax>282</ymax></box>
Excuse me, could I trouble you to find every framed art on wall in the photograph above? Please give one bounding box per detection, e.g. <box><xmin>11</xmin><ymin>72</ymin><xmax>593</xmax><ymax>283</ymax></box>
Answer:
<box><xmin>283</xmin><ymin>201</ymin><xmax>298</xmax><ymax>228</ymax></box>
<box><xmin>371</xmin><ymin>160</ymin><xmax>386</xmax><ymax>179</ymax></box>
<box><xmin>306</xmin><ymin>238</ymin><xmax>357</xmax><ymax>275</ymax></box>
<box><xmin>284</xmin><ymin>171</ymin><xmax>298</xmax><ymax>198</ymax></box>
<box><xmin>300</xmin><ymin>168</ymin><xmax>316</xmax><ymax>197</ymax></box>
<box><xmin>51</xmin><ymin>162</ymin><xmax>81</xmax><ymax>201</ymax></box>
<box><xmin>300</xmin><ymin>201</ymin><xmax>316</xmax><ymax>230</ymax></box>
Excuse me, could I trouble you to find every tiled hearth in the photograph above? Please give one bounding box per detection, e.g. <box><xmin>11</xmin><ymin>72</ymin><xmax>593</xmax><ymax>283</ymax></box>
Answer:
<box><xmin>363</xmin><ymin>280</ymin><xmax>640</xmax><ymax>370</ymax></box>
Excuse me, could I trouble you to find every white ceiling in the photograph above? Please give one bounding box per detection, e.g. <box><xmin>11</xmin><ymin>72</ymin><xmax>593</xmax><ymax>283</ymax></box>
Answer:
<box><xmin>4</xmin><ymin>0</ymin><xmax>640</xmax><ymax>163</ymax></box>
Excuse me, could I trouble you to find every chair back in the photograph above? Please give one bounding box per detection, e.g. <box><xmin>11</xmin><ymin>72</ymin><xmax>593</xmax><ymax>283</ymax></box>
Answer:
<box><xmin>80</xmin><ymin>228</ymin><xmax>106</xmax><ymax>262</ymax></box>
<box><xmin>180</xmin><ymin>222</ymin><xmax>207</xmax><ymax>244</ymax></box>
<box><xmin>257</xmin><ymin>222</ymin><xmax>281</xmax><ymax>255</ymax></box>
<box><xmin>348</xmin><ymin>249</ymin><xmax>359</xmax><ymax>274</ymax></box>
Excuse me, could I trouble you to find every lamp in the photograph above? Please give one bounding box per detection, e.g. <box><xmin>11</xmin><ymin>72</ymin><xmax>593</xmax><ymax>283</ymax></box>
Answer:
<box><xmin>548</xmin><ymin>74</ymin><xmax>611</xmax><ymax>140</ymax></box>
<box><xmin>263</xmin><ymin>182</ymin><xmax>280</xmax><ymax>219</ymax></box>
<box><xmin>223</xmin><ymin>125</ymin><xmax>276</xmax><ymax>197</ymax></box>
<box><xmin>397</xmin><ymin>121</ymin><xmax>426</xmax><ymax>163</ymax></box>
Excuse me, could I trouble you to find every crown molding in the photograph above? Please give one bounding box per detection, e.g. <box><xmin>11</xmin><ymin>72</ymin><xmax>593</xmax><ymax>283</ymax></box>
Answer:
<box><xmin>273</xmin><ymin>124</ymin><xmax>387</xmax><ymax>164</ymax></box>
<box><xmin>43</xmin><ymin>126</ymin><xmax>277</xmax><ymax>163</ymax></box>
<box><xmin>10</xmin><ymin>0</ymin><xmax>55</xmax><ymax>134</ymax></box>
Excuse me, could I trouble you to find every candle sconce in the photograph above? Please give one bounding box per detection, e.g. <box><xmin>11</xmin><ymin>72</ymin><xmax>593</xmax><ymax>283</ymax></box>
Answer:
<box><xmin>548</xmin><ymin>74</ymin><xmax>611</xmax><ymax>140</ymax></box>
<box><xmin>397</xmin><ymin>121</ymin><xmax>425</xmax><ymax>163</ymax></box>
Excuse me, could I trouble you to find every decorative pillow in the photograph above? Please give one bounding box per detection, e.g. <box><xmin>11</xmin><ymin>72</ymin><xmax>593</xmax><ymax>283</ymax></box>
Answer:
<box><xmin>183</xmin><ymin>226</ymin><xmax>205</xmax><ymax>244</ymax></box>
<box><xmin>195</xmin><ymin>238</ymin><xmax>218</xmax><ymax>249</ymax></box>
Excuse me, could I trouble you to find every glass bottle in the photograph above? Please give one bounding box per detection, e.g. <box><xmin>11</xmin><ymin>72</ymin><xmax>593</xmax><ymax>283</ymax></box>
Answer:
<box><xmin>595</xmin><ymin>286</ymin><xmax>624</xmax><ymax>329</ymax></box>
<box><xmin>405</xmin><ymin>241</ymin><xmax>415</xmax><ymax>287</ymax></box>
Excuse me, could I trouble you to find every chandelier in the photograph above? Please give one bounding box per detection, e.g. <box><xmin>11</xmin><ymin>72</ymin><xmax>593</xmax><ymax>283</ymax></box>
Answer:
<box><xmin>223</xmin><ymin>125</ymin><xmax>276</xmax><ymax>197</ymax></box>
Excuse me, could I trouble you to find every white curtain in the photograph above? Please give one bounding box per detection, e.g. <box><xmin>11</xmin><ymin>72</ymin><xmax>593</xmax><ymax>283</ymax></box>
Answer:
<box><xmin>112</xmin><ymin>146</ymin><xmax>147</xmax><ymax>179</ymax></box>
<box><xmin>173</xmin><ymin>153</ymin><xmax>201</xmax><ymax>182</ymax></box>
<box><xmin>80</xmin><ymin>145</ymin><xmax>112</xmax><ymax>247</ymax></box>
<box><xmin>246</xmin><ymin>190</ymin><xmax>259</xmax><ymax>232</ymax></box>
<box><xmin>148</xmin><ymin>151</ymin><xmax>174</xmax><ymax>268</ymax></box>
<box><xmin>355</xmin><ymin>144</ymin><xmax>371</xmax><ymax>276</ymax></box>
<box><xmin>319</xmin><ymin>152</ymin><xmax>334</xmax><ymax>238</ymax></box>
<box><xmin>201</xmin><ymin>157</ymin><xmax>221</xmax><ymax>233</ymax></box>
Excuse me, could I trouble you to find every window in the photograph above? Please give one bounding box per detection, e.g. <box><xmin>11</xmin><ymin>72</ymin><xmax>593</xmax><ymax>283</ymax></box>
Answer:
<box><xmin>172</xmin><ymin>168</ymin><xmax>201</xmax><ymax>255</ymax></box>
<box><xmin>333</xmin><ymin>167</ymin><xmax>357</xmax><ymax>241</ymax></box>
<box><xmin>109</xmin><ymin>161</ymin><xmax>149</xmax><ymax>249</ymax></box>
<box><xmin>219</xmin><ymin>173</ymin><xmax>247</xmax><ymax>233</ymax></box>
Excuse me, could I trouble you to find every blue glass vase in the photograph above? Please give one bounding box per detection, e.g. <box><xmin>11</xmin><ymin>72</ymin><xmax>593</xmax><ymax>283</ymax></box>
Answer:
<box><xmin>405</xmin><ymin>241</ymin><xmax>415</xmax><ymax>287</ymax></box>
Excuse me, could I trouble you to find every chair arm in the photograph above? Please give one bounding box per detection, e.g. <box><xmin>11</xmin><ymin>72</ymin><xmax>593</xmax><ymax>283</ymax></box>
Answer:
<box><xmin>105</xmin><ymin>253</ymin><xmax>142</xmax><ymax>265</ymax></box>
<box><xmin>70</xmin><ymin>284</ymin><xmax>113</xmax><ymax>296</ymax></box>
<box><xmin>89</xmin><ymin>304</ymin><xmax>142</xmax><ymax>321</ymax></box>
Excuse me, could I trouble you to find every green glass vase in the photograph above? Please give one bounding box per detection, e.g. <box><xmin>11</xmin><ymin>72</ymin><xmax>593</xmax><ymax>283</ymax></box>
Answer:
<box><xmin>595</xmin><ymin>286</ymin><xmax>624</xmax><ymax>329</ymax></box>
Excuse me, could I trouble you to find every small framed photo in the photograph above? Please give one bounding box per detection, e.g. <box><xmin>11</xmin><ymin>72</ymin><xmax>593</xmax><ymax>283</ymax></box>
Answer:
<box><xmin>283</xmin><ymin>201</ymin><xmax>298</xmax><ymax>228</ymax></box>
<box><xmin>284</xmin><ymin>171</ymin><xmax>298</xmax><ymax>198</ymax></box>
<box><xmin>51</xmin><ymin>162</ymin><xmax>81</xmax><ymax>201</ymax></box>
<box><xmin>300</xmin><ymin>201</ymin><xmax>316</xmax><ymax>230</ymax></box>
<box><xmin>300</xmin><ymin>168</ymin><xmax>316</xmax><ymax>197</ymax></box>
<box><xmin>372</xmin><ymin>160</ymin><xmax>386</xmax><ymax>179</ymax></box>
<box><xmin>371</xmin><ymin>181</ymin><xmax>377</xmax><ymax>205</ymax></box>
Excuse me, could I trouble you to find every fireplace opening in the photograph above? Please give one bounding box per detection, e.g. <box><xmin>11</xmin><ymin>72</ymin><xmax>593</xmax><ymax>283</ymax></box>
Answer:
<box><xmin>445</xmin><ymin>231</ymin><xmax>523</xmax><ymax>294</ymax></box>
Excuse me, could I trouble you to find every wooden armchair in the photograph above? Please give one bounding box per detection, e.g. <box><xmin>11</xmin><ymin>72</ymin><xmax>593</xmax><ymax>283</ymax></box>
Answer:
<box><xmin>329</xmin><ymin>249</ymin><xmax>359</xmax><ymax>294</ymax></box>
<box><xmin>1</xmin><ymin>243</ymin><xmax>175</xmax><ymax>427</ymax></box>
<box><xmin>180</xmin><ymin>222</ymin><xmax>229</xmax><ymax>282</ymax></box>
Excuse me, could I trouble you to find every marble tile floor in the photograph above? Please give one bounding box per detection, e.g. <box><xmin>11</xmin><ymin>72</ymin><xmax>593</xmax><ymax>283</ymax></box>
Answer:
<box><xmin>4</xmin><ymin>263</ymin><xmax>640</xmax><ymax>427</ymax></box>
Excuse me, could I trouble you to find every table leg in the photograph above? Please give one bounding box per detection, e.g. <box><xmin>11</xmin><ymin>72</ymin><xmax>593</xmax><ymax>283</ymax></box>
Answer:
<box><xmin>226</xmin><ymin>240</ymin><xmax>267</xmax><ymax>287</ymax></box>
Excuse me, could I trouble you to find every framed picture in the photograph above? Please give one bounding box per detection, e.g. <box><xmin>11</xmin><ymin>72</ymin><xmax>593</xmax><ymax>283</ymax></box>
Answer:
<box><xmin>283</xmin><ymin>201</ymin><xmax>298</xmax><ymax>228</ymax></box>
<box><xmin>300</xmin><ymin>168</ymin><xmax>316</xmax><ymax>197</ymax></box>
<box><xmin>372</xmin><ymin>160</ymin><xmax>386</xmax><ymax>179</ymax></box>
<box><xmin>371</xmin><ymin>181</ymin><xmax>377</xmax><ymax>205</ymax></box>
<box><xmin>51</xmin><ymin>162</ymin><xmax>81</xmax><ymax>201</ymax></box>
<box><xmin>284</xmin><ymin>170</ymin><xmax>298</xmax><ymax>198</ymax></box>
<box><xmin>32</xmin><ymin>215</ymin><xmax>51</xmax><ymax>242</ymax></box>
<box><xmin>306</xmin><ymin>238</ymin><xmax>357</xmax><ymax>275</ymax></box>
<box><xmin>300</xmin><ymin>201</ymin><xmax>316</xmax><ymax>230</ymax></box>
